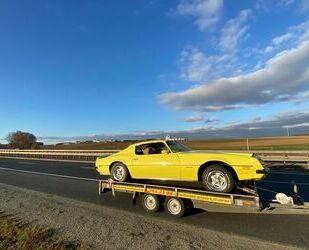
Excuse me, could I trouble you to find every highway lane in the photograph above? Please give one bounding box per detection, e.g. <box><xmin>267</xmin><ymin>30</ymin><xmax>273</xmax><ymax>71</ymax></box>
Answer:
<box><xmin>0</xmin><ymin>158</ymin><xmax>309</xmax><ymax>248</ymax></box>
<box><xmin>0</xmin><ymin>158</ymin><xmax>308</xmax><ymax>201</ymax></box>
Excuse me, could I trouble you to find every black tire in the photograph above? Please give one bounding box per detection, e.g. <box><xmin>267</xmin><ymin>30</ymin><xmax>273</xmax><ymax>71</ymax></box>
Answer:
<box><xmin>141</xmin><ymin>194</ymin><xmax>160</xmax><ymax>213</ymax></box>
<box><xmin>202</xmin><ymin>165</ymin><xmax>234</xmax><ymax>193</ymax></box>
<box><xmin>164</xmin><ymin>197</ymin><xmax>186</xmax><ymax>217</ymax></box>
<box><xmin>110</xmin><ymin>162</ymin><xmax>130</xmax><ymax>182</ymax></box>
<box><xmin>184</xmin><ymin>199</ymin><xmax>194</xmax><ymax>210</ymax></box>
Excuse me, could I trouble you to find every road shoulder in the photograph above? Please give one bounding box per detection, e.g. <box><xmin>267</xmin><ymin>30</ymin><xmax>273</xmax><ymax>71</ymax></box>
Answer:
<box><xmin>0</xmin><ymin>183</ymin><xmax>300</xmax><ymax>249</ymax></box>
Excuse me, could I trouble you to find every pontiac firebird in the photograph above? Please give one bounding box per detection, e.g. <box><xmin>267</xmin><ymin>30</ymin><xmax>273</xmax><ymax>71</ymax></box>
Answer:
<box><xmin>95</xmin><ymin>140</ymin><xmax>267</xmax><ymax>193</ymax></box>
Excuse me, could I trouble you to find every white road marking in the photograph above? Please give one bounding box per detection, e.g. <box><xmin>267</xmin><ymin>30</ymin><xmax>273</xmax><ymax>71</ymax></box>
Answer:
<box><xmin>0</xmin><ymin>167</ymin><xmax>100</xmax><ymax>182</ymax></box>
<box><xmin>0</xmin><ymin>156</ymin><xmax>93</xmax><ymax>163</ymax></box>
<box><xmin>80</xmin><ymin>166</ymin><xmax>95</xmax><ymax>170</ymax></box>
<box><xmin>17</xmin><ymin>161</ymin><xmax>38</xmax><ymax>165</ymax></box>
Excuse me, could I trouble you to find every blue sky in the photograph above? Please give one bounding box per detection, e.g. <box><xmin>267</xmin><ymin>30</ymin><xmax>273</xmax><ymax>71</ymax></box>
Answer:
<box><xmin>1</xmin><ymin>0</ymin><xmax>309</xmax><ymax>143</ymax></box>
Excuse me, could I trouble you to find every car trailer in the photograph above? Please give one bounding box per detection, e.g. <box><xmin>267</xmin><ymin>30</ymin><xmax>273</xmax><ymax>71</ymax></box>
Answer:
<box><xmin>98</xmin><ymin>179</ymin><xmax>309</xmax><ymax>217</ymax></box>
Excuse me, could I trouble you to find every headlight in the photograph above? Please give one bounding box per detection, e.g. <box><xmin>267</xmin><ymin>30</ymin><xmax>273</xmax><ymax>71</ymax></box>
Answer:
<box><xmin>252</xmin><ymin>153</ymin><xmax>259</xmax><ymax>159</ymax></box>
<box><xmin>252</xmin><ymin>153</ymin><xmax>264</xmax><ymax>166</ymax></box>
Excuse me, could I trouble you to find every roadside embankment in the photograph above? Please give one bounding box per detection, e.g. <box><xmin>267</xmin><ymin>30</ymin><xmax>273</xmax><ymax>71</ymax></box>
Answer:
<box><xmin>0</xmin><ymin>212</ymin><xmax>85</xmax><ymax>249</ymax></box>
<box><xmin>0</xmin><ymin>183</ymin><xmax>301</xmax><ymax>249</ymax></box>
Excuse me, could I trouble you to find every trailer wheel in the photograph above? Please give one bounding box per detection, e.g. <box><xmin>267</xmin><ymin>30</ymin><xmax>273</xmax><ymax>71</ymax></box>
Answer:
<box><xmin>184</xmin><ymin>199</ymin><xmax>194</xmax><ymax>210</ymax></box>
<box><xmin>164</xmin><ymin>197</ymin><xmax>186</xmax><ymax>217</ymax></box>
<box><xmin>110</xmin><ymin>163</ymin><xmax>129</xmax><ymax>182</ymax></box>
<box><xmin>141</xmin><ymin>194</ymin><xmax>160</xmax><ymax>213</ymax></box>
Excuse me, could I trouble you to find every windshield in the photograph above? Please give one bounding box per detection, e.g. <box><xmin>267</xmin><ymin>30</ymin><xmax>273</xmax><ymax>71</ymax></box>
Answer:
<box><xmin>166</xmin><ymin>141</ymin><xmax>191</xmax><ymax>153</ymax></box>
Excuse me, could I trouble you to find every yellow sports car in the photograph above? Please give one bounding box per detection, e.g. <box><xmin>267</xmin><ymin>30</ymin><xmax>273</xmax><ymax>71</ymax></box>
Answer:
<box><xmin>95</xmin><ymin>140</ymin><xmax>268</xmax><ymax>193</ymax></box>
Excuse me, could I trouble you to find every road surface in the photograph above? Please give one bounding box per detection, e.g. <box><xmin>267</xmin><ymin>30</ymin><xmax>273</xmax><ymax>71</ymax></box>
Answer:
<box><xmin>0</xmin><ymin>158</ymin><xmax>308</xmax><ymax>248</ymax></box>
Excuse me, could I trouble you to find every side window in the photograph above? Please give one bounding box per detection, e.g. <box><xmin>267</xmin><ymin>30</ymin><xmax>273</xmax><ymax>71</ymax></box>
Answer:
<box><xmin>135</xmin><ymin>146</ymin><xmax>143</xmax><ymax>155</ymax></box>
<box><xmin>135</xmin><ymin>143</ymin><xmax>169</xmax><ymax>155</ymax></box>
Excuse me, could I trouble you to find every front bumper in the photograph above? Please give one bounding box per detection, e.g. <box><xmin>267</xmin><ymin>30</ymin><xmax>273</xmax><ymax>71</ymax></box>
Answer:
<box><xmin>256</xmin><ymin>166</ymin><xmax>270</xmax><ymax>174</ymax></box>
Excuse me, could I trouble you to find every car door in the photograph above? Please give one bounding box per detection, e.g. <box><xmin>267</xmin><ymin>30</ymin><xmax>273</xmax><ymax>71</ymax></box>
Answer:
<box><xmin>130</xmin><ymin>142</ymin><xmax>181</xmax><ymax>180</ymax></box>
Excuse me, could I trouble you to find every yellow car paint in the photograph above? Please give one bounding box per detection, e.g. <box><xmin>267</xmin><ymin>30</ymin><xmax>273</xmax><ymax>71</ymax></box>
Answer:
<box><xmin>95</xmin><ymin>140</ymin><xmax>266</xmax><ymax>182</ymax></box>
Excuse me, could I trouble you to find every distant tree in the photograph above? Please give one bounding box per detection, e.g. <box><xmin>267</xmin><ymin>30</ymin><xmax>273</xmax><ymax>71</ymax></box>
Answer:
<box><xmin>6</xmin><ymin>131</ymin><xmax>37</xmax><ymax>149</ymax></box>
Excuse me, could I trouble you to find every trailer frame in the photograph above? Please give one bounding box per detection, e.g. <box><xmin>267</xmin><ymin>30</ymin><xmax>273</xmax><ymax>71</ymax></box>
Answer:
<box><xmin>99</xmin><ymin>179</ymin><xmax>264</xmax><ymax>216</ymax></box>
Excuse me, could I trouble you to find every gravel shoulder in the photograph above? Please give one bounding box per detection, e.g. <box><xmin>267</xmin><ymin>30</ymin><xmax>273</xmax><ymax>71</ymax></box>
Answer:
<box><xmin>0</xmin><ymin>183</ymin><xmax>301</xmax><ymax>250</ymax></box>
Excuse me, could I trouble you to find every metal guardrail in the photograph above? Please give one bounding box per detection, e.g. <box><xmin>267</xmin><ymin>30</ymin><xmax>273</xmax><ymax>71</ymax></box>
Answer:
<box><xmin>0</xmin><ymin>149</ymin><xmax>117</xmax><ymax>161</ymax></box>
<box><xmin>253</xmin><ymin>151</ymin><xmax>309</xmax><ymax>165</ymax></box>
<box><xmin>0</xmin><ymin>149</ymin><xmax>119</xmax><ymax>153</ymax></box>
<box><xmin>0</xmin><ymin>149</ymin><xmax>308</xmax><ymax>166</ymax></box>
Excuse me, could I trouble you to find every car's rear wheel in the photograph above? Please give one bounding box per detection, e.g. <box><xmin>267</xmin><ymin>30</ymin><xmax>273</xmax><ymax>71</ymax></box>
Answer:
<box><xmin>110</xmin><ymin>162</ymin><xmax>129</xmax><ymax>182</ymax></box>
<box><xmin>202</xmin><ymin>165</ymin><xmax>234</xmax><ymax>193</ymax></box>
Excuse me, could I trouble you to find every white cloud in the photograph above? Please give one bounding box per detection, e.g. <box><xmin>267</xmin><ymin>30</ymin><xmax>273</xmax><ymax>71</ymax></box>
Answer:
<box><xmin>183</xmin><ymin>115</ymin><xmax>219</xmax><ymax>123</ymax></box>
<box><xmin>38</xmin><ymin>111</ymin><xmax>309</xmax><ymax>141</ymax></box>
<box><xmin>0</xmin><ymin>139</ymin><xmax>6</xmax><ymax>144</ymax></box>
<box><xmin>204</xmin><ymin>117</ymin><xmax>219</xmax><ymax>124</ymax></box>
<box><xmin>131</xmin><ymin>130</ymin><xmax>164</xmax><ymax>136</ymax></box>
<box><xmin>160</xmin><ymin>41</ymin><xmax>309</xmax><ymax>112</ymax></box>
<box><xmin>181</xmin><ymin>110</ymin><xmax>309</xmax><ymax>137</ymax></box>
<box><xmin>120</xmin><ymin>111</ymin><xmax>309</xmax><ymax>138</ymax></box>
<box><xmin>180</xmin><ymin>47</ymin><xmax>211</xmax><ymax>82</ymax></box>
<box><xmin>272</xmin><ymin>32</ymin><xmax>294</xmax><ymax>45</ymax></box>
<box><xmin>264</xmin><ymin>46</ymin><xmax>274</xmax><ymax>53</ymax></box>
<box><xmin>293</xmin><ymin>90</ymin><xmax>309</xmax><ymax>103</ymax></box>
<box><xmin>219</xmin><ymin>9</ymin><xmax>251</xmax><ymax>53</ymax></box>
<box><xmin>264</xmin><ymin>20</ymin><xmax>309</xmax><ymax>53</ymax></box>
<box><xmin>174</xmin><ymin>0</ymin><xmax>223</xmax><ymax>30</ymax></box>
<box><xmin>179</xmin><ymin>9</ymin><xmax>253</xmax><ymax>83</ymax></box>
<box><xmin>221</xmin><ymin>110</ymin><xmax>309</xmax><ymax>131</ymax></box>
<box><xmin>180</xmin><ymin>47</ymin><xmax>229</xmax><ymax>82</ymax></box>
<box><xmin>183</xmin><ymin>115</ymin><xmax>204</xmax><ymax>122</ymax></box>
<box><xmin>301</xmin><ymin>0</ymin><xmax>309</xmax><ymax>12</ymax></box>
<box><xmin>256</xmin><ymin>0</ymin><xmax>295</xmax><ymax>11</ymax></box>
<box><xmin>280</xmin><ymin>0</ymin><xmax>295</xmax><ymax>6</ymax></box>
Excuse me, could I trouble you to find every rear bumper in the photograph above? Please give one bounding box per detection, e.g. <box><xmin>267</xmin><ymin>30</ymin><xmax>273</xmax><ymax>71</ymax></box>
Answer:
<box><xmin>96</xmin><ymin>165</ymin><xmax>110</xmax><ymax>175</ymax></box>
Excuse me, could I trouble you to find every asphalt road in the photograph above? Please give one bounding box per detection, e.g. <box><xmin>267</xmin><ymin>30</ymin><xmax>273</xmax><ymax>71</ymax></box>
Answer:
<box><xmin>0</xmin><ymin>158</ymin><xmax>309</xmax><ymax>248</ymax></box>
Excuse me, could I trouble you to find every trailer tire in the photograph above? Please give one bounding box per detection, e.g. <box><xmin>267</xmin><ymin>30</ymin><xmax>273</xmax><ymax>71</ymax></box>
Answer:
<box><xmin>202</xmin><ymin>165</ymin><xmax>234</xmax><ymax>193</ymax></box>
<box><xmin>184</xmin><ymin>199</ymin><xmax>194</xmax><ymax>210</ymax></box>
<box><xmin>141</xmin><ymin>194</ymin><xmax>160</xmax><ymax>213</ymax></box>
<box><xmin>164</xmin><ymin>197</ymin><xmax>186</xmax><ymax>217</ymax></box>
<box><xmin>110</xmin><ymin>162</ymin><xmax>129</xmax><ymax>182</ymax></box>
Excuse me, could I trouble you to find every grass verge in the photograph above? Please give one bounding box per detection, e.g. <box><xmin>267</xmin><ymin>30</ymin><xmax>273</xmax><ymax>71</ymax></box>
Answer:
<box><xmin>0</xmin><ymin>212</ymin><xmax>85</xmax><ymax>249</ymax></box>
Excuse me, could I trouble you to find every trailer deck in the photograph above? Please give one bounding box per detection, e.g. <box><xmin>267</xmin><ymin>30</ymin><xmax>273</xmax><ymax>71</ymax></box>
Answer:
<box><xmin>99</xmin><ymin>179</ymin><xmax>264</xmax><ymax>216</ymax></box>
<box><xmin>98</xmin><ymin>179</ymin><xmax>309</xmax><ymax>217</ymax></box>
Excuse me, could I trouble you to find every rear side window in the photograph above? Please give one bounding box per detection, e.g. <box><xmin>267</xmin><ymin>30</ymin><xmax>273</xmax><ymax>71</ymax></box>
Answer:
<box><xmin>135</xmin><ymin>142</ymin><xmax>169</xmax><ymax>155</ymax></box>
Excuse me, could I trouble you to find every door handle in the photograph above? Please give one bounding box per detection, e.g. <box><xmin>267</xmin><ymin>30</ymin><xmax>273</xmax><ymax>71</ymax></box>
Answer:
<box><xmin>134</xmin><ymin>158</ymin><xmax>139</xmax><ymax>160</ymax></box>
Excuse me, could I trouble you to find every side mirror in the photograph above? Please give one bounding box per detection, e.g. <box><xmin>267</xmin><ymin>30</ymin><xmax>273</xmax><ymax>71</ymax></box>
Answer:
<box><xmin>161</xmin><ymin>150</ymin><xmax>169</xmax><ymax>154</ymax></box>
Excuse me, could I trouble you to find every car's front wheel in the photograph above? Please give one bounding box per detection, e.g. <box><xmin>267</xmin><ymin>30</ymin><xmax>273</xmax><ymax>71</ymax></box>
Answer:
<box><xmin>202</xmin><ymin>165</ymin><xmax>234</xmax><ymax>193</ymax></box>
<box><xmin>110</xmin><ymin>162</ymin><xmax>129</xmax><ymax>182</ymax></box>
